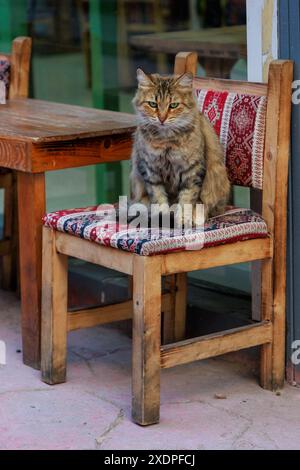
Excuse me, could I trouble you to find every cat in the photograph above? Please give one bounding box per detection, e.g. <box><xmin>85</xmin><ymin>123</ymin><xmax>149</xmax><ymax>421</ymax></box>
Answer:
<box><xmin>130</xmin><ymin>68</ymin><xmax>230</xmax><ymax>226</ymax></box>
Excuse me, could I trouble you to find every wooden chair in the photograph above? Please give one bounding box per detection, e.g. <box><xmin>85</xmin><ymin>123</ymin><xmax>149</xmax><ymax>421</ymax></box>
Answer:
<box><xmin>0</xmin><ymin>37</ymin><xmax>32</xmax><ymax>289</ymax></box>
<box><xmin>41</xmin><ymin>52</ymin><xmax>293</xmax><ymax>426</ymax></box>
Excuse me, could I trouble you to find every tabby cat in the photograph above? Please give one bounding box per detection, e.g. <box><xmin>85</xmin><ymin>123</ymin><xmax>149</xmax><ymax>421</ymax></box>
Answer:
<box><xmin>130</xmin><ymin>69</ymin><xmax>230</xmax><ymax>225</ymax></box>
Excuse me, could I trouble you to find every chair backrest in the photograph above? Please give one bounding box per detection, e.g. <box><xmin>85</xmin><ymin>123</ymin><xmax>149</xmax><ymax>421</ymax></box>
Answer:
<box><xmin>174</xmin><ymin>52</ymin><xmax>293</xmax><ymax>242</ymax></box>
<box><xmin>0</xmin><ymin>37</ymin><xmax>32</xmax><ymax>100</ymax></box>
<box><xmin>195</xmin><ymin>87</ymin><xmax>266</xmax><ymax>190</ymax></box>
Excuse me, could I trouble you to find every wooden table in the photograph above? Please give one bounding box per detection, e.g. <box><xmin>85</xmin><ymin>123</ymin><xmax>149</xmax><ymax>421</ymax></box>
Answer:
<box><xmin>0</xmin><ymin>98</ymin><xmax>136</xmax><ymax>369</ymax></box>
<box><xmin>130</xmin><ymin>25</ymin><xmax>247</xmax><ymax>78</ymax></box>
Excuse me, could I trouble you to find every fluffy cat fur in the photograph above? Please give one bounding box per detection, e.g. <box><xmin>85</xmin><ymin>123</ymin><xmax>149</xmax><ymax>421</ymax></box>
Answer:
<box><xmin>130</xmin><ymin>69</ymin><xmax>230</xmax><ymax>224</ymax></box>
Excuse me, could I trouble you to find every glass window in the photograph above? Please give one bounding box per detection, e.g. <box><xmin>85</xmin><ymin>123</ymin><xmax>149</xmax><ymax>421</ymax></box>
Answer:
<box><xmin>0</xmin><ymin>0</ymin><xmax>249</xmax><ymax>293</ymax></box>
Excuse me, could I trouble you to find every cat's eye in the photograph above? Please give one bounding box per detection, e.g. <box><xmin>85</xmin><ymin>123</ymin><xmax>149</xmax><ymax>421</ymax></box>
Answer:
<box><xmin>169</xmin><ymin>102</ymin><xmax>179</xmax><ymax>109</ymax></box>
<box><xmin>148</xmin><ymin>101</ymin><xmax>157</xmax><ymax>108</ymax></box>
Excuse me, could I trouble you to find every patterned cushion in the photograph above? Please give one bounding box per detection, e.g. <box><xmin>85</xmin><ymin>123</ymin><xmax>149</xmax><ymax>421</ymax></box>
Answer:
<box><xmin>43</xmin><ymin>205</ymin><xmax>268</xmax><ymax>256</ymax></box>
<box><xmin>0</xmin><ymin>59</ymin><xmax>10</xmax><ymax>98</ymax></box>
<box><xmin>195</xmin><ymin>89</ymin><xmax>267</xmax><ymax>189</ymax></box>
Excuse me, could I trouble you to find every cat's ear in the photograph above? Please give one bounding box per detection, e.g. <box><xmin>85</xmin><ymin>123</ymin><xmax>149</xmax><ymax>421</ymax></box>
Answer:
<box><xmin>175</xmin><ymin>72</ymin><xmax>193</xmax><ymax>88</ymax></box>
<box><xmin>136</xmin><ymin>68</ymin><xmax>153</xmax><ymax>87</ymax></box>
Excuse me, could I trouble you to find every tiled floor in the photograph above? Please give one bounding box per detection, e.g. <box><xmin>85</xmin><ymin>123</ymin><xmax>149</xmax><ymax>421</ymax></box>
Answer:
<box><xmin>1</xmin><ymin>288</ymin><xmax>300</xmax><ymax>450</ymax></box>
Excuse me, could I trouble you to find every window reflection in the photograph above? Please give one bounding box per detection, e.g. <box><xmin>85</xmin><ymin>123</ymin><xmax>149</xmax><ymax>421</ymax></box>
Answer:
<box><xmin>0</xmin><ymin>0</ymin><xmax>247</xmax><ymax>207</ymax></box>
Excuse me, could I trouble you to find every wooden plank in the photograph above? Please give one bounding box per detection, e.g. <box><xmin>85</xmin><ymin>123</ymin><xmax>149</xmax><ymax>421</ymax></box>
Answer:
<box><xmin>161</xmin><ymin>321</ymin><xmax>273</xmax><ymax>369</ymax></box>
<box><xmin>0</xmin><ymin>138</ymin><xmax>31</xmax><ymax>172</ymax></box>
<box><xmin>0</xmin><ymin>99</ymin><xmax>136</xmax><ymax>143</ymax></box>
<box><xmin>8</xmin><ymin>170</ymin><xmax>19</xmax><ymax>291</ymax></box>
<box><xmin>132</xmin><ymin>256</ymin><xmax>162</xmax><ymax>426</ymax></box>
<box><xmin>161</xmin><ymin>238</ymin><xmax>273</xmax><ymax>275</ymax></box>
<box><xmin>262</xmin><ymin>60</ymin><xmax>293</xmax><ymax>390</ymax></box>
<box><xmin>17</xmin><ymin>171</ymin><xmax>46</xmax><ymax>369</ymax></box>
<box><xmin>262</xmin><ymin>61</ymin><xmax>293</xmax><ymax>234</ymax></box>
<box><xmin>0</xmin><ymin>133</ymin><xmax>133</xmax><ymax>173</ymax></box>
<box><xmin>163</xmin><ymin>273</ymin><xmax>188</xmax><ymax>344</ymax></box>
<box><xmin>68</xmin><ymin>293</ymin><xmax>172</xmax><ymax>331</ymax></box>
<box><xmin>31</xmin><ymin>133</ymin><xmax>133</xmax><ymax>173</ymax></box>
<box><xmin>250</xmin><ymin>188</ymin><xmax>263</xmax><ymax>322</ymax></box>
<box><xmin>41</xmin><ymin>228</ymin><xmax>68</xmax><ymax>385</ymax></box>
<box><xmin>174</xmin><ymin>273</ymin><xmax>187</xmax><ymax>341</ymax></box>
<box><xmin>260</xmin><ymin>258</ymin><xmax>274</xmax><ymax>390</ymax></box>
<box><xmin>1</xmin><ymin>170</ymin><xmax>14</xmax><ymax>288</ymax></box>
<box><xmin>1</xmin><ymin>172</ymin><xmax>13</xmax><ymax>241</ymax></box>
<box><xmin>162</xmin><ymin>275</ymin><xmax>176</xmax><ymax>344</ymax></box>
<box><xmin>55</xmin><ymin>231</ymin><xmax>134</xmax><ymax>275</ymax></box>
<box><xmin>251</xmin><ymin>261</ymin><xmax>262</xmax><ymax>321</ymax></box>
<box><xmin>68</xmin><ymin>301</ymin><xmax>132</xmax><ymax>331</ymax></box>
<box><xmin>192</xmin><ymin>77</ymin><xmax>267</xmax><ymax>96</ymax></box>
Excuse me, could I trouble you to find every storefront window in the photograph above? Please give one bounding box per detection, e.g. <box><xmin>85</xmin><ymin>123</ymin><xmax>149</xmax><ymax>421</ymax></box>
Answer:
<box><xmin>0</xmin><ymin>0</ymin><xmax>248</xmax><ymax>291</ymax></box>
<box><xmin>0</xmin><ymin>0</ymin><xmax>247</xmax><ymax>207</ymax></box>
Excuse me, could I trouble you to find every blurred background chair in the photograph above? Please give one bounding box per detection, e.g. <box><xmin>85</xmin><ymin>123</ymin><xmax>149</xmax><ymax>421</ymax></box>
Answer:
<box><xmin>0</xmin><ymin>37</ymin><xmax>32</xmax><ymax>290</ymax></box>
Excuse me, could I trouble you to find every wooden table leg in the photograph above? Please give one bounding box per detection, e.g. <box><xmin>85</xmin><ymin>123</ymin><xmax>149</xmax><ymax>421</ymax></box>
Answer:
<box><xmin>17</xmin><ymin>172</ymin><xmax>46</xmax><ymax>369</ymax></box>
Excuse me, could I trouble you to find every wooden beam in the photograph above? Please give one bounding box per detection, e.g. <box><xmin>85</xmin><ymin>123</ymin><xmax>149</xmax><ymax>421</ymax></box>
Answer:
<box><xmin>55</xmin><ymin>231</ymin><xmax>135</xmax><ymax>275</ymax></box>
<box><xmin>161</xmin><ymin>321</ymin><xmax>273</xmax><ymax>369</ymax></box>
<box><xmin>31</xmin><ymin>133</ymin><xmax>133</xmax><ymax>173</ymax></box>
<box><xmin>18</xmin><ymin>172</ymin><xmax>46</xmax><ymax>369</ymax></box>
<box><xmin>192</xmin><ymin>77</ymin><xmax>267</xmax><ymax>96</ymax></box>
<box><xmin>262</xmin><ymin>60</ymin><xmax>294</xmax><ymax>389</ymax></box>
<box><xmin>161</xmin><ymin>238</ymin><xmax>273</xmax><ymax>275</ymax></box>
<box><xmin>41</xmin><ymin>228</ymin><xmax>68</xmax><ymax>384</ymax></box>
<box><xmin>132</xmin><ymin>256</ymin><xmax>161</xmax><ymax>425</ymax></box>
<box><xmin>67</xmin><ymin>293</ymin><xmax>172</xmax><ymax>331</ymax></box>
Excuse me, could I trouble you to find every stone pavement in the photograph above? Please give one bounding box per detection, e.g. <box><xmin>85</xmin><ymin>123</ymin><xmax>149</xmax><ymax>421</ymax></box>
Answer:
<box><xmin>1</xmin><ymin>289</ymin><xmax>300</xmax><ymax>450</ymax></box>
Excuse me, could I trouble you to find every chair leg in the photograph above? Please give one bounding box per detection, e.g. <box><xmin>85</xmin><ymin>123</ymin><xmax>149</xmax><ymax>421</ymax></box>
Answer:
<box><xmin>1</xmin><ymin>172</ymin><xmax>16</xmax><ymax>290</ymax></box>
<box><xmin>270</xmin><ymin>255</ymin><xmax>287</xmax><ymax>390</ymax></box>
<box><xmin>260</xmin><ymin>258</ymin><xmax>276</xmax><ymax>390</ymax></box>
<box><xmin>12</xmin><ymin>172</ymin><xmax>20</xmax><ymax>293</ymax></box>
<box><xmin>174</xmin><ymin>273</ymin><xmax>187</xmax><ymax>341</ymax></box>
<box><xmin>251</xmin><ymin>261</ymin><xmax>262</xmax><ymax>321</ymax></box>
<box><xmin>41</xmin><ymin>227</ymin><xmax>68</xmax><ymax>385</ymax></box>
<box><xmin>162</xmin><ymin>275</ymin><xmax>176</xmax><ymax>345</ymax></box>
<box><xmin>162</xmin><ymin>273</ymin><xmax>187</xmax><ymax>344</ymax></box>
<box><xmin>132</xmin><ymin>256</ymin><xmax>161</xmax><ymax>426</ymax></box>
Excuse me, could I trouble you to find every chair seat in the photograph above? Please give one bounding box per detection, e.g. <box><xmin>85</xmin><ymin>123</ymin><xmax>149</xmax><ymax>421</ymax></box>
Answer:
<box><xmin>43</xmin><ymin>205</ymin><xmax>268</xmax><ymax>256</ymax></box>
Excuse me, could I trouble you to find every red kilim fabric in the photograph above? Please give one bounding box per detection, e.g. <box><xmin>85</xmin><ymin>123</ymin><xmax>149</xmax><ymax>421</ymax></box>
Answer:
<box><xmin>195</xmin><ymin>88</ymin><xmax>267</xmax><ymax>189</ymax></box>
<box><xmin>43</xmin><ymin>205</ymin><xmax>268</xmax><ymax>256</ymax></box>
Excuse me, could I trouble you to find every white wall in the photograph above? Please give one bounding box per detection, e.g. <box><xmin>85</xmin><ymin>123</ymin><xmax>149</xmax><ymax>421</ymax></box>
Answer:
<box><xmin>246</xmin><ymin>0</ymin><xmax>278</xmax><ymax>82</ymax></box>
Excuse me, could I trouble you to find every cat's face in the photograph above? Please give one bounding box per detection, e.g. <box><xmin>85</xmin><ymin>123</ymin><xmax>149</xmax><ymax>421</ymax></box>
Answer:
<box><xmin>133</xmin><ymin>70</ymin><xmax>196</xmax><ymax>132</ymax></box>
